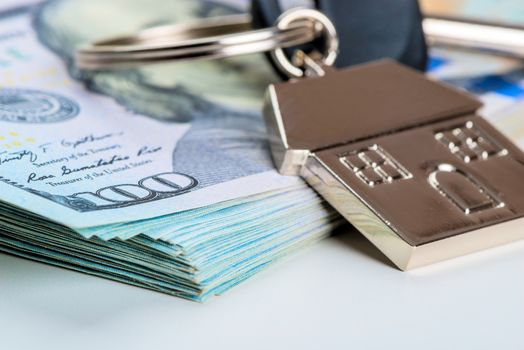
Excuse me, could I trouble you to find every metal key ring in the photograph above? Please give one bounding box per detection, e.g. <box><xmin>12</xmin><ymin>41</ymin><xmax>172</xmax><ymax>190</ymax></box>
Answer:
<box><xmin>271</xmin><ymin>9</ymin><xmax>339</xmax><ymax>78</ymax></box>
<box><xmin>75</xmin><ymin>13</ymin><xmax>315</xmax><ymax>69</ymax></box>
<box><xmin>75</xmin><ymin>8</ymin><xmax>339</xmax><ymax>77</ymax></box>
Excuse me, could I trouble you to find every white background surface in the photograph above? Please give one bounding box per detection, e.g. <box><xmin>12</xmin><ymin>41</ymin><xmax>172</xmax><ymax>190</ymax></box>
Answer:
<box><xmin>1</xmin><ymin>229</ymin><xmax>524</xmax><ymax>350</ymax></box>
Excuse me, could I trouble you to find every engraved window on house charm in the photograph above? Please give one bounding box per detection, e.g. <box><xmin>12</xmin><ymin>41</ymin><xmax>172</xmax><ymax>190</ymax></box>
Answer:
<box><xmin>339</xmin><ymin>145</ymin><xmax>412</xmax><ymax>187</ymax></box>
<box><xmin>435</xmin><ymin>121</ymin><xmax>508</xmax><ymax>163</ymax></box>
<box><xmin>428</xmin><ymin>163</ymin><xmax>505</xmax><ymax>215</ymax></box>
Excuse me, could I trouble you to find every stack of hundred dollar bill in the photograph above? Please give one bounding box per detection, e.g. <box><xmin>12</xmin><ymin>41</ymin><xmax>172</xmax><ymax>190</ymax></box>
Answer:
<box><xmin>1</xmin><ymin>0</ymin><xmax>524</xmax><ymax>301</ymax></box>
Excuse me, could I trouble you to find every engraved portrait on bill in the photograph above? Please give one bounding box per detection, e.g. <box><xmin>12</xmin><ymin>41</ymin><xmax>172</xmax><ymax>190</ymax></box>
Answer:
<box><xmin>35</xmin><ymin>0</ymin><xmax>279</xmax><ymax>189</ymax></box>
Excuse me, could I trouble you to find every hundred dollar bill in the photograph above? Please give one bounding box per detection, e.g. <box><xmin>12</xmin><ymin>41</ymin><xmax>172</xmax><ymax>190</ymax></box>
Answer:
<box><xmin>0</xmin><ymin>1</ymin><xmax>341</xmax><ymax>301</ymax></box>
<box><xmin>0</xmin><ymin>5</ymin><xmax>300</xmax><ymax>229</ymax></box>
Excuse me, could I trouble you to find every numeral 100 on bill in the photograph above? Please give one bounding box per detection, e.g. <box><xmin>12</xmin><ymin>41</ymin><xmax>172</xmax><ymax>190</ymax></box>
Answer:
<box><xmin>64</xmin><ymin>172</ymin><xmax>198</xmax><ymax>211</ymax></box>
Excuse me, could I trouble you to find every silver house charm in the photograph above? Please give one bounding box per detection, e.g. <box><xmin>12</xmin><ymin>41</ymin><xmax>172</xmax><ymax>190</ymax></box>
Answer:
<box><xmin>263</xmin><ymin>60</ymin><xmax>524</xmax><ymax>270</ymax></box>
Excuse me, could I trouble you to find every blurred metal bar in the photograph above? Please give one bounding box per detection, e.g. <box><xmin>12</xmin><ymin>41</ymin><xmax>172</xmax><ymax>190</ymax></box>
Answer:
<box><xmin>423</xmin><ymin>17</ymin><xmax>524</xmax><ymax>59</ymax></box>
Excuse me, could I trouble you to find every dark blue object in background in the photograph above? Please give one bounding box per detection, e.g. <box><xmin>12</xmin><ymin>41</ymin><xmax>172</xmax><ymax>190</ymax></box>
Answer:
<box><xmin>251</xmin><ymin>0</ymin><xmax>428</xmax><ymax>77</ymax></box>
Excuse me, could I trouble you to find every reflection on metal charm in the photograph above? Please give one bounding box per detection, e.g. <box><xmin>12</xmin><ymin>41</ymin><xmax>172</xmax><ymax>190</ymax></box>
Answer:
<box><xmin>263</xmin><ymin>60</ymin><xmax>524</xmax><ymax>270</ymax></box>
<box><xmin>427</xmin><ymin>163</ymin><xmax>505</xmax><ymax>215</ymax></box>
<box><xmin>339</xmin><ymin>145</ymin><xmax>412</xmax><ymax>187</ymax></box>
<box><xmin>434</xmin><ymin>121</ymin><xmax>508</xmax><ymax>163</ymax></box>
